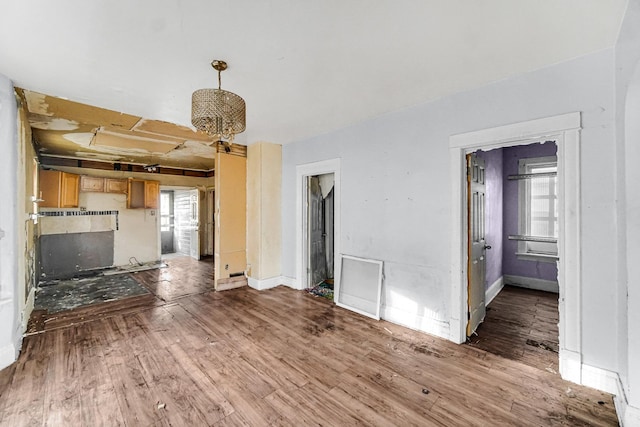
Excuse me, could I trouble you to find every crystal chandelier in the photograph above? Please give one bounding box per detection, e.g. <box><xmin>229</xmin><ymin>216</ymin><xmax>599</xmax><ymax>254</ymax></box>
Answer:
<box><xmin>191</xmin><ymin>60</ymin><xmax>246</xmax><ymax>144</ymax></box>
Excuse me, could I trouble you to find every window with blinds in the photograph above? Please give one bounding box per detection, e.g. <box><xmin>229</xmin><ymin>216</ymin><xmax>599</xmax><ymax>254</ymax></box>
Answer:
<box><xmin>518</xmin><ymin>156</ymin><xmax>558</xmax><ymax>258</ymax></box>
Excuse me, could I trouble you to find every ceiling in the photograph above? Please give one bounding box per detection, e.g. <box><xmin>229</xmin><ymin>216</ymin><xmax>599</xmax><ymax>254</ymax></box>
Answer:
<box><xmin>0</xmin><ymin>1</ymin><xmax>628</xmax><ymax>170</ymax></box>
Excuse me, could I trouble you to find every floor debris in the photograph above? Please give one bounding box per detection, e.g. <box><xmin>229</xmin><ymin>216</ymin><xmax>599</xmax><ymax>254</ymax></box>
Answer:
<box><xmin>305</xmin><ymin>281</ymin><xmax>334</xmax><ymax>300</ymax></box>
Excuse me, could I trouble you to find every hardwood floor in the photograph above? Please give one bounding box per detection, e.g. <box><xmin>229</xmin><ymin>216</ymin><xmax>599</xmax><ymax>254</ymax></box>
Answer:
<box><xmin>468</xmin><ymin>285</ymin><xmax>560</xmax><ymax>373</ymax></box>
<box><xmin>2</xmin><ymin>268</ymin><xmax>617</xmax><ymax>426</ymax></box>
<box><xmin>134</xmin><ymin>255</ymin><xmax>215</xmax><ymax>302</ymax></box>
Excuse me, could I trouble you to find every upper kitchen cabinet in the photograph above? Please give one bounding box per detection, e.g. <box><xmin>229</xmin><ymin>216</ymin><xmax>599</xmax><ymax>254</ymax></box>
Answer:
<box><xmin>127</xmin><ymin>179</ymin><xmax>159</xmax><ymax>209</ymax></box>
<box><xmin>39</xmin><ymin>170</ymin><xmax>80</xmax><ymax>208</ymax></box>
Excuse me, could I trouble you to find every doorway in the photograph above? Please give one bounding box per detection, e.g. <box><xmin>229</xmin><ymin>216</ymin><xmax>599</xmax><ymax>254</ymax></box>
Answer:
<box><xmin>306</xmin><ymin>174</ymin><xmax>335</xmax><ymax>299</ymax></box>
<box><xmin>449</xmin><ymin>112</ymin><xmax>583</xmax><ymax>383</ymax></box>
<box><xmin>160</xmin><ymin>191</ymin><xmax>175</xmax><ymax>254</ymax></box>
<box><xmin>465</xmin><ymin>143</ymin><xmax>561</xmax><ymax>372</ymax></box>
<box><xmin>160</xmin><ymin>187</ymin><xmax>201</xmax><ymax>260</ymax></box>
<box><xmin>296</xmin><ymin>158</ymin><xmax>341</xmax><ymax>292</ymax></box>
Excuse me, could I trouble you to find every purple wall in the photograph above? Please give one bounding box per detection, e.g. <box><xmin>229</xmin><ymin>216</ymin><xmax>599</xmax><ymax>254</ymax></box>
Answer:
<box><xmin>502</xmin><ymin>142</ymin><xmax>558</xmax><ymax>281</ymax></box>
<box><xmin>476</xmin><ymin>149</ymin><xmax>503</xmax><ymax>290</ymax></box>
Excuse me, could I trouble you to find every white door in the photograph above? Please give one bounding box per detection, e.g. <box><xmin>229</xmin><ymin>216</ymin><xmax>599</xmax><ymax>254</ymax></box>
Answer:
<box><xmin>467</xmin><ymin>153</ymin><xmax>487</xmax><ymax>336</ymax></box>
<box><xmin>189</xmin><ymin>189</ymin><xmax>200</xmax><ymax>260</ymax></box>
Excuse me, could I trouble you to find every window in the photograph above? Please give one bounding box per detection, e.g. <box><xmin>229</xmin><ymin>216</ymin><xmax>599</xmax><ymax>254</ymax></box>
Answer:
<box><xmin>518</xmin><ymin>156</ymin><xmax>558</xmax><ymax>260</ymax></box>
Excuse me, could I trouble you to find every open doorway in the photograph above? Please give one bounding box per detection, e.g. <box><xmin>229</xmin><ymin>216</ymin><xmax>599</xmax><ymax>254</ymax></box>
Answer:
<box><xmin>449</xmin><ymin>112</ymin><xmax>583</xmax><ymax>384</ymax></box>
<box><xmin>160</xmin><ymin>187</ymin><xmax>201</xmax><ymax>260</ymax></box>
<box><xmin>296</xmin><ymin>158</ymin><xmax>341</xmax><ymax>295</ymax></box>
<box><xmin>465</xmin><ymin>142</ymin><xmax>560</xmax><ymax>373</ymax></box>
<box><xmin>306</xmin><ymin>174</ymin><xmax>335</xmax><ymax>300</ymax></box>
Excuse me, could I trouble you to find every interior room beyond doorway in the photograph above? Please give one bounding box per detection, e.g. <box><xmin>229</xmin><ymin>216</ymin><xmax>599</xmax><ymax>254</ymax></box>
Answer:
<box><xmin>465</xmin><ymin>141</ymin><xmax>560</xmax><ymax>373</ymax></box>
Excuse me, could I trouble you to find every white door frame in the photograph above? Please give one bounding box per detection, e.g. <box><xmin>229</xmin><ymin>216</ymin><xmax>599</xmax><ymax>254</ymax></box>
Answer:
<box><xmin>296</xmin><ymin>158</ymin><xmax>341</xmax><ymax>290</ymax></box>
<box><xmin>449</xmin><ymin>112</ymin><xmax>583</xmax><ymax>384</ymax></box>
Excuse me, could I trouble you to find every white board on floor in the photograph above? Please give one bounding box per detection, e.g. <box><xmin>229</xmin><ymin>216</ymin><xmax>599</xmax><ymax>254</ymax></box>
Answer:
<box><xmin>336</xmin><ymin>254</ymin><xmax>383</xmax><ymax>320</ymax></box>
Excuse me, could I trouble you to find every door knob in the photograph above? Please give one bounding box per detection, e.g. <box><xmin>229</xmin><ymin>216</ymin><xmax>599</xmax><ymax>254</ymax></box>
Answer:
<box><xmin>484</xmin><ymin>245</ymin><xmax>492</xmax><ymax>250</ymax></box>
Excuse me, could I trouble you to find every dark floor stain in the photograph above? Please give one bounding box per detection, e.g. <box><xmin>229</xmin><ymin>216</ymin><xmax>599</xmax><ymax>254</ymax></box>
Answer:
<box><xmin>35</xmin><ymin>275</ymin><xmax>149</xmax><ymax>314</ymax></box>
<box><xmin>411</xmin><ymin>343</ymin><xmax>452</xmax><ymax>358</ymax></box>
<box><xmin>525</xmin><ymin>338</ymin><xmax>559</xmax><ymax>353</ymax></box>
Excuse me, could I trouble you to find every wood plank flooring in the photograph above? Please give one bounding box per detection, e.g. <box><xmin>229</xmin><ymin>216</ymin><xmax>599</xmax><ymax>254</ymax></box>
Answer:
<box><xmin>468</xmin><ymin>285</ymin><xmax>560</xmax><ymax>373</ymax></box>
<box><xmin>2</xmin><ymin>261</ymin><xmax>617</xmax><ymax>426</ymax></box>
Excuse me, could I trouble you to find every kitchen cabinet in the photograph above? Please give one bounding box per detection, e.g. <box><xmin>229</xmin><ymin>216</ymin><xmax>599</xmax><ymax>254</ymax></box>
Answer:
<box><xmin>105</xmin><ymin>178</ymin><xmax>128</xmax><ymax>194</ymax></box>
<box><xmin>80</xmin><ymin>175</ymin><xmax>105</xmax><ymax>192</ymax></box>
<box><xmin>127</xmin><ymin>179</ymin><xmax>159</xmax><ymax>209</ymax></box>
<box><xmin>79</xmin><ymin>176</ymin><xmax>128</xmax><ymax>194</ymax></box>
<box><xmin>40</xmin><ymin>170</ymin><xmax>80</xmax><ymax>208</ymax></box>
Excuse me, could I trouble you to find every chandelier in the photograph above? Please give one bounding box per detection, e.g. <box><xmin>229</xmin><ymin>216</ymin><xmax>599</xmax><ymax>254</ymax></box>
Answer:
<box><xmin>191</xmin><ymin>59</ymin><xmax>246</xmax><ymax>144</ymax></box>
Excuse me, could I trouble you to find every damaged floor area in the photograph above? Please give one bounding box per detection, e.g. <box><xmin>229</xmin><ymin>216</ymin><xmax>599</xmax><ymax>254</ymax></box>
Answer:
<box><xmin>35</xmin><ymin>275</ymin><xmax>150</xmax><ymax>314</ymax></box>
<box><xmin>27</xmin><ymin>256</ymin><xmax>214</xmax><ymax>334</ymax></box>
<box><xmin>467</xmin><ymin>285</ymin><xmax>560</xmax><ymax>373</ymax></box>
<box><xmin>1</xmin><ymin>266</ymin><xmax>618</xmax><ymax>426</ymax></box>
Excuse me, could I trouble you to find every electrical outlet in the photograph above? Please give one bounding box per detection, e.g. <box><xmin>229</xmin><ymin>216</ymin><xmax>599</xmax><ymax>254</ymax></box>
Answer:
<box><xmin>225</xmin><ymin>264</ymin><xmax>229</xmax><ymax>270</ymax></box>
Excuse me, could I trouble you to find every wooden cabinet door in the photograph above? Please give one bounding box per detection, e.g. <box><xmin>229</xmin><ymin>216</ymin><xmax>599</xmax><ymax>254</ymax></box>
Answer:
<box><xmin>39</xmin><ymin>170</ymin><xmax>79</xmax><ymax>208</ymax></box>
<box><xmin>105</xmin><ymin>178</ymin><xmax>128</xmax><ymax>194</ymax></box>
<box><xmin>80</xmin><ymin>175</ymin><xmax>105</xmax><ymax>192</ymax></box>
<box><xmin>145</xmin><ymin>181</ymin><xmax>159</xmax><ymax>209</ymax></box>
<box><xmin>39</xmin><ymin>170</ymin><xmax>62</xmax><ymax>208</ymax></box>
<box><xmin>60</xmin><ymin>173</ymin><xmax>80</xmax><ymax>207</ymax></box>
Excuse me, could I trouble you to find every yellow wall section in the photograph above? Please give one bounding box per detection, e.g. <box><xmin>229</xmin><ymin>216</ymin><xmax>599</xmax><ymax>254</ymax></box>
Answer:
<box><xmin>215</xmin><ymin>152</ymin><xmax>247</xmax><ymax>286</ymax></box>
<box><xmin>247</xmin><ymin>142</ymin><xmax>282</xmax><ymax>281</ymax></box>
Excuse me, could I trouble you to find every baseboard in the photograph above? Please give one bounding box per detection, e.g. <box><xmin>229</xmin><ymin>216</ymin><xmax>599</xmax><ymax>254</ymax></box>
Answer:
<box><xmin>279</xmin><ymin>276</ymin><xmax>298</xmax><ymax>289</ymax></box>
<box><xmin>485</xmin><ymin>276</ymin><xmax>504</xmax><ymax>305</ymax></box>
<box><xmin>381</xmin><ymin>304</ymin><xmax>450</xmax><ymax>340</ymax></box>
<box><xmin>504</xmin><ymin>274</ymin><xmax>559</xmax><ymax>293</ymax></box>
<box><xmin>580</xmin><ymin>364</ymin><xmax>618</xmax><ymax>394</ymax></box>
<box><xmin>559</xmin><ymin>348</ymin><xmax>582</xmax><ymax>384</ymax></box>
<box><xmin>247</xmin><ymin>276</ymin><xmax>282</xmax><ymax>291</ymax></box>
<box><xmin>613</xmin><ymin>373</ymin><xmax>640</xmax><ymax>427</ymax></box>
<box><xmin>216</xmin><ymin>276</ymin><xmax>247</xmax><ymax>291</ymax></box>
<box><xmin>0</xmin><ymin>342</ymin><xmax>17</xmax><ymax>371</ymax></box>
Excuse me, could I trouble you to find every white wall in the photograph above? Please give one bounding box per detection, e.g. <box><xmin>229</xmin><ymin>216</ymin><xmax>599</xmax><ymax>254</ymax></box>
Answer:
<box><xmin>616</xmin><ymin>0</ymin><xmax>640</xmax><ymax>415</ymax></box>
<box><xmin>282</xmin><ymin>48</ymin><xmax>618</xmax><ymax>370</ymax></box>
<box><xmin>0</xmin><ymin>74</ymin><xmax>20</xmax><ymax>369</ymax></box>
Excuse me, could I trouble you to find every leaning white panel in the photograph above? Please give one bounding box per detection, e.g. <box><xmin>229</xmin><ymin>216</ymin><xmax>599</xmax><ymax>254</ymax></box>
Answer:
<box><xmin>336</xmin><ymin>255</ymin><xmax>383</xmax><ymax>320</ymax></box>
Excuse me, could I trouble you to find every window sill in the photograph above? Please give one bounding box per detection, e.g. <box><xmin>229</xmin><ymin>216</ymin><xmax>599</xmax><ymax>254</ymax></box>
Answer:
<box><xmin>515</xmin><ymin>252</ymin><xmax>559</xmax><ymax>263</ymax></box>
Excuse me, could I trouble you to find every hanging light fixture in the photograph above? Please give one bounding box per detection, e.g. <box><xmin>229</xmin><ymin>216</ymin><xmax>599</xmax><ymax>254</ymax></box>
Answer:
<box><xmin>191</xmin><ymin>59</ymin><xmax>246</xmax><ymax>145</ymax></box>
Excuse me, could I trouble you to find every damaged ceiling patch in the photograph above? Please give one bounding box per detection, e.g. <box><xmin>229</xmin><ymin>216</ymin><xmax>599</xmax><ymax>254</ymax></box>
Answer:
<box><xmin>30</xmin><ymin>116</ymin><xmax>79</xmax><ymax>131</ymax></box>
<box><xmin>91</xmin><ymin>127</ymin><xmax>181</xmax><ymax>154</ymax></box>
<box><xmin>62</xmin><ymin>132</ymin><xmax>94</xmax><ymax>146</ymax></box>
<box><xmin>24</xmin><ymin>91</ymin><xmax>52</xmax><ymax>116</ymax></box>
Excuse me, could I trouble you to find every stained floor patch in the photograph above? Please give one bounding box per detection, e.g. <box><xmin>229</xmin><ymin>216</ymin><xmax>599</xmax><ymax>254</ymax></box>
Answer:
<box><xmin>35</xmin><ymin>275</ymin><xmax>149</xmax><ymax>314</ymax></box>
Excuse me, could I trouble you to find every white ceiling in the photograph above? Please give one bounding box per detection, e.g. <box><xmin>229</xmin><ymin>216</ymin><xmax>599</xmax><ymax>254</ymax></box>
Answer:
<box><xmin>0</xmin><ymin>1</ymin><xmax>628</xmax><ymax>146</ymax></box>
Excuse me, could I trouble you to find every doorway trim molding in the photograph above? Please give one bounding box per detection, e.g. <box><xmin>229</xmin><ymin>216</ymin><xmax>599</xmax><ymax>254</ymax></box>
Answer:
<box><xmin>296</xmin><ymin>158</ymin><xmax>341</xmax><ymax>290</ymax></box>
<box><xmin>448</xmin><ymin>112</ymin><xmax>582</xmax><ymax>383</ymax></box>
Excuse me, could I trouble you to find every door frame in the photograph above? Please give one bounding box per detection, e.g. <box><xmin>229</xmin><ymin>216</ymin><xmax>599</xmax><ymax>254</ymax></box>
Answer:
<box><xmin>449</xmin><ymin>112</ymin><xmax>582</xmax><ymax>383</ymax></box>
<box><xmin>296</xmin><ymin>158</ymin><xmax>341</xmax><ymax>290</ymax></box>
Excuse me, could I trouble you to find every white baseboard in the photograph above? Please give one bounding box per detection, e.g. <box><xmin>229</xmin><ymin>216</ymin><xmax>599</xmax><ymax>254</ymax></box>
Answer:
<box><xmin>247</xmin><ymin>276</ymin><xmax>298</xmax><ymax>291</ymax></box>
<box><xmin>504</xmin><ymin>274</ymin><xmax>559</xmax><ymax>293</ymax></box>
<box><xmin>279</xmin><ymin>276</ymin><xmax>298</xmax><ymax>289</ymax></box>
<box><xmin>247</xmin><ymin>276</ymin><xmax>282</xmax><ymax>291</ymax></box>
<box><xmin>381</xmin><ymin>304</ymin><xmax>450</xmax><ymax>340</ymax></box>
<box><xmin>485</xmin><ymin>276</ymin><xmax>504</xmax><ymax>305</ymax></box>
<box><xmin>0</xmin><ymin>342</ymin><xmax>17</xmax><ymax>371</ymax></box>
<box><xmin>580</xmin><ymin>364</ymin><xmax>619</xmax><ymax>394</ymax></box>
<box><xmin>613</xmin><ymin>373</ymin><xmax>640</xmax><ymax>427</ymax></box>
<box><xmin>559</xmin><ymin>349</ymin><xmax>582</xmax><ymax>384</ymax></box>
